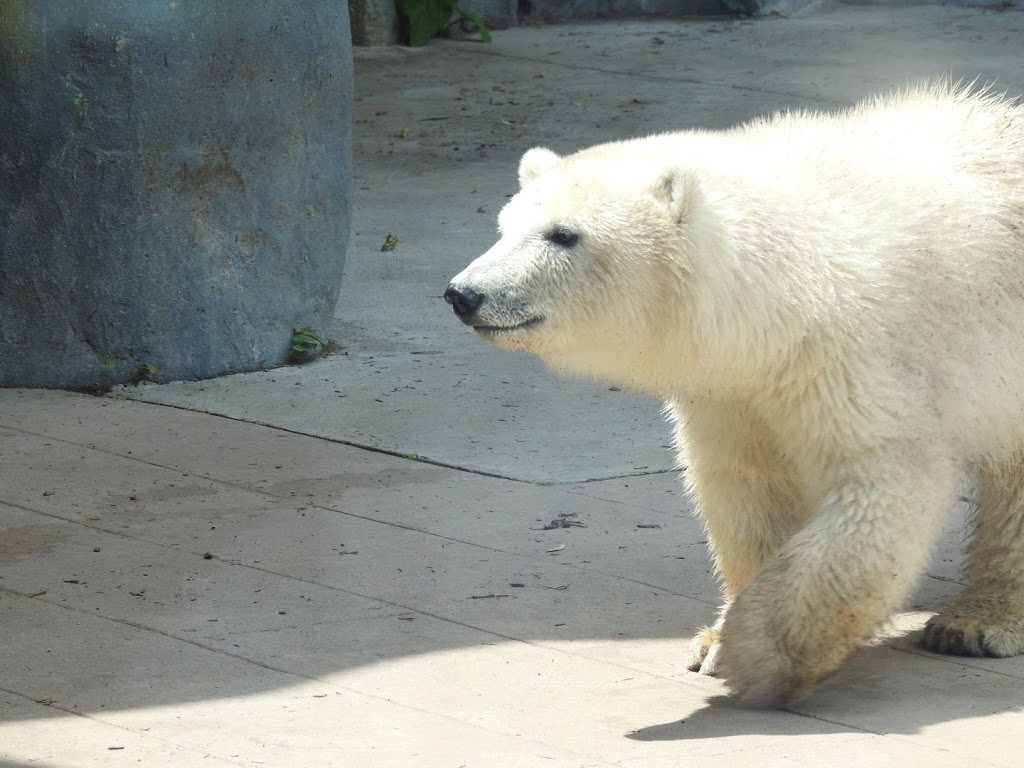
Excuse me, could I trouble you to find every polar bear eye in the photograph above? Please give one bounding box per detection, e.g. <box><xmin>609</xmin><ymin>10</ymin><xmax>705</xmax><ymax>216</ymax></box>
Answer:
<box><xmin>546</xmin><ymin>227</ymin><xmax>579</xmax><ymax>247</ymax></box>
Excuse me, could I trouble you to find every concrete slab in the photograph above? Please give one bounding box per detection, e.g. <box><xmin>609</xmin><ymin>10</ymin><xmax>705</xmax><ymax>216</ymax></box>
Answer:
<box><xmin>5</xmin><ymin>7</ymin><xmax>1024</xmax><ymax>767</ymax></box>
<box><xmin>0</xmin><ymin>695</ymin><xmax>243</xmax><ymax>768</ymax></box>
<box><xmin>4</xmin><ymin>389</ymin><xmax>1024</xmax><ymax>766</ymax></box>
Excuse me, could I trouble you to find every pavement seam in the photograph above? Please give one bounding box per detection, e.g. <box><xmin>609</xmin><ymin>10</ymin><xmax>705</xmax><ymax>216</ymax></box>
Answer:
<box><xmin>111</xmin><ymin>396</ymin><xmax>673</xmax><ymax>485</ymax></box>
<box><xmin>11</xmin><ymin>420</ymin><xmax>1010</xmax><ymax>682</ymax></box>
<box><xmin>0</xmin><ymin>586</ymin><xmax>628</xmax><ymax>768</ymax></box>
<box><xmin>3</xmin><ymin>493</ymin><xmax>716</xmax><ymax>648</ymax></box>
<box><xmin>8</xmin><ymin>413</ymin><xmax>1023</xmax><ymax>744</ymax></box>
<box><xmin>7</xmin><ymin>505</ymin><xmax>988</xmax><ymax>742</ymax></box>
<box><xmin>883</xmin><ymin>642</ymin><xmax>1024</xmax><ymax>682</ymax></box>
<box><xmin>786</xmin><ymin>708</ymin><xmax>1010</xmax><ymax>768</ymax></box>
<box><xmin>2</xmin><ymin>445</ymin><xmax>1010</xmax><ymax>747</ymax></box>
<box><xmin>1</xmin><ymin>492</ymin><xmax>733</xmax><ymax>715</ymax></box>
<box><xmin>0</xmin><ymin>583</ymin><xmax>877</xmax><ymax>754</ymax></box>
<box><xmin>0</xmin><ymin>418</ymin><xmax>718</xmax><ymax>606</ymax></box>
<box><xmin>0</xmin><ymin>683</ymin><xmax>250</xmax><ymax>767</ymax></box>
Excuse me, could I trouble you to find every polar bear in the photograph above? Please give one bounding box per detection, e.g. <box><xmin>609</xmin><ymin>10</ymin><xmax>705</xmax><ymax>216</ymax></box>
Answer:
<box><xmin>444</xmin><ymin>82</ymin><xmax>1024</xmax><ymax>705</ymax></box>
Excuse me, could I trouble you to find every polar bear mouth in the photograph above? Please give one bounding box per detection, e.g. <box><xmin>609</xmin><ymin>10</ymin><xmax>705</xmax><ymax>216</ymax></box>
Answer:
<box><xmin>474</xmin><ymin>316</ymin><xmax>545</xmax><ymax>335</ymax></box>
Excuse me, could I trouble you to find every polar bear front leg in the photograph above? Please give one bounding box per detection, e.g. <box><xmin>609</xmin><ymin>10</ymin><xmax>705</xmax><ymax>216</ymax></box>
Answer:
<box><xmin>683</xmin><ymin>481</ymin><xmax>799</xmax><ymax>676</ymax></box>
<box><xmin>923</xmin><ymin>459</ymin><xmax>1024</xmax><ymax>657</ymax></box>
<box><xmin>671</xmin><ymin>400</ymin><xmax>804</xmax><ymax>676</ymax></box>
<box><xmin>717</xmin><ymin>445</ymin><xmax>957</xmax><ymax>706</ymax></box>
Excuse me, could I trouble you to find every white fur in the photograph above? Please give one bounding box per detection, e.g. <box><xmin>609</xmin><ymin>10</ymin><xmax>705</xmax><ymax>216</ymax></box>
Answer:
<box><xmin>447</xmin><ymin>82</ymin><xmax>1024</xmax><ymax>704</ymax></box>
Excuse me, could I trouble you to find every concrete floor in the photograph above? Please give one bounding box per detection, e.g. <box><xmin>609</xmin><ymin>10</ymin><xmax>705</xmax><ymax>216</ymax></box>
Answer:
<box><xmin>4</xmin><ymin>5</ymin><xmax>1024</xmax><ymax>766</ymax></box>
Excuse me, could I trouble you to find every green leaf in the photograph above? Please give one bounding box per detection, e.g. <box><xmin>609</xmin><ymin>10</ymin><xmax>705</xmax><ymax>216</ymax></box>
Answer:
<box><xmin>396</xmin><ymin>0</ymin><xmax>457</xmax><ymax>46</ymax></box>
<box><xmin>289</xmin><ymin>327</ymin><xmax>326</xmax><ymax>362</ymax></box>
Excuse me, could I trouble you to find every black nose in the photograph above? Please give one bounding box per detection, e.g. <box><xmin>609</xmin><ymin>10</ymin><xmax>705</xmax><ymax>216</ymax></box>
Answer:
<box><xmin>444</xmin><ymin>284</ymin><xmax>484</xmax><ymax>320</ymax></box>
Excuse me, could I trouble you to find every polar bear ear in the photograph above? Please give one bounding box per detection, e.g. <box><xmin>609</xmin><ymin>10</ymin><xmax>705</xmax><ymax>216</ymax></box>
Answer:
<box><xmin>653</xmin><ymin>168</ymin><xmax>698</xmax><ymax>222</ymax></box>
<box><xmin>518</xmin><ymin>147</ymin><xmax>561</xmax><ymax>187</ymax></box>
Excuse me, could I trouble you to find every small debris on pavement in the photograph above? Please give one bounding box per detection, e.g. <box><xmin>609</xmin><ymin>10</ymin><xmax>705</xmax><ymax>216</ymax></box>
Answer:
<box><xmin>538</xmin><ymin>512</ymin><xmax>584</xmax><ymax>530</ymax></box>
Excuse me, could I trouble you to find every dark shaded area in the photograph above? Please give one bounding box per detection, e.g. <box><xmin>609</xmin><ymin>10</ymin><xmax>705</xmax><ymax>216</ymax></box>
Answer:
<box><xmin>517</xmin><ymin>0</ymin><xmax>734</xmax><ymax>22</ymax></box>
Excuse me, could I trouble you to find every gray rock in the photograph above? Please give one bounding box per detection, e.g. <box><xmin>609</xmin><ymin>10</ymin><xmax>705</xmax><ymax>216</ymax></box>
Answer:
<box><xmin>0</xmin><ymin>1</ymin><xmax>353</xmax><ymax>389</ymax></box>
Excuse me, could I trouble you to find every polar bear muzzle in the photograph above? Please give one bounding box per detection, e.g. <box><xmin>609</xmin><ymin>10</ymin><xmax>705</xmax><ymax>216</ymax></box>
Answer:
<box><xmin>444</xmin><ymin>282</ymin><xmax>544</xmax><ymax>338</ymax></box>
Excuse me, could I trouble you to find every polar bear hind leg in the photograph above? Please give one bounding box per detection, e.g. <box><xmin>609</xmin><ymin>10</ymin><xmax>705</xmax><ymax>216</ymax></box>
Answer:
<box><xmin>923</xmin><ymin>458</ymin><xmax>1024</xmax><ymax>657</ymax></box>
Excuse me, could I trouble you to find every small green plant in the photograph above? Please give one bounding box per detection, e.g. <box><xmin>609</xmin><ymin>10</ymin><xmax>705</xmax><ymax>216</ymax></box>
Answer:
<box><xmin>85</xmin><ymin>355</ymin><xmax>120</xmax><ymax>395</ymax></box>
<box><xmin>290</xmin><ymin>327</ymin><xmax>327</xmax><ymax>363</ymax></box>
<box><xmin>85</xmin><ymin>355</ymin><xmax>159</xmax><ymax>393</ymax></box>
<box><xmin>397</xmin><ymin>0</ymin><xmax>492</xmax><ymax>46</ymax></box>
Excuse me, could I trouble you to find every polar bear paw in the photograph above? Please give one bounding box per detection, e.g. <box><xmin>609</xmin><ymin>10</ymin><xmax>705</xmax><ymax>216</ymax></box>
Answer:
<box><xmin>922</xmin><ymin>597</ymin><xmax>1024</xmax><ymax>658</ymax></box>
<box><xmin>715</xmin><ymin>628</ymin><xmax>809</xmax><ymax>708</ymax></box>
<box><xmin>686</xmin><ymin>625</ymin><xmax>722</xmax><ymax>675</ymax></box>
<box><xmin>688</xmin><ymin>619</ymin><xmax>807</xmax><ymax>705</ymax></box>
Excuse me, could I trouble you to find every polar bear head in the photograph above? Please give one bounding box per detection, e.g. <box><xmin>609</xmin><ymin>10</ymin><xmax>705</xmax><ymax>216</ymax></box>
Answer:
<box><xmin>445</xmin><ymin>143</ymin><xmax>704</xmax><ymax>390</ymax></box>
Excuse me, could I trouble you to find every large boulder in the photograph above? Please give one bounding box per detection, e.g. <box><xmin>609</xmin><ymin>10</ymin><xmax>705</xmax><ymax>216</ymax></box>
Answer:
<box><xmin>0</xmin><ymin>1</ymin><xmax>353</xmax><ymax>389</ymax></box>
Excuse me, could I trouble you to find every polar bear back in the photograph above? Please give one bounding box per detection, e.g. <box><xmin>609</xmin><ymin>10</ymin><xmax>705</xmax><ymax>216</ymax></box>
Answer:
<box><xmin>574</xmin><ymin>85</ymin><xmax>1024</xmax><ymax>459</ymax></box>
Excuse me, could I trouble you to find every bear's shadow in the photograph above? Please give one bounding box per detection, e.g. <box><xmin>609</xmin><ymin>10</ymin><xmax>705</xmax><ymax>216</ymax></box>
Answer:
<box><xmin>628</xmin><ymin>628</ymin><xmax>1024</xmax><ymax>742</ymax></box>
